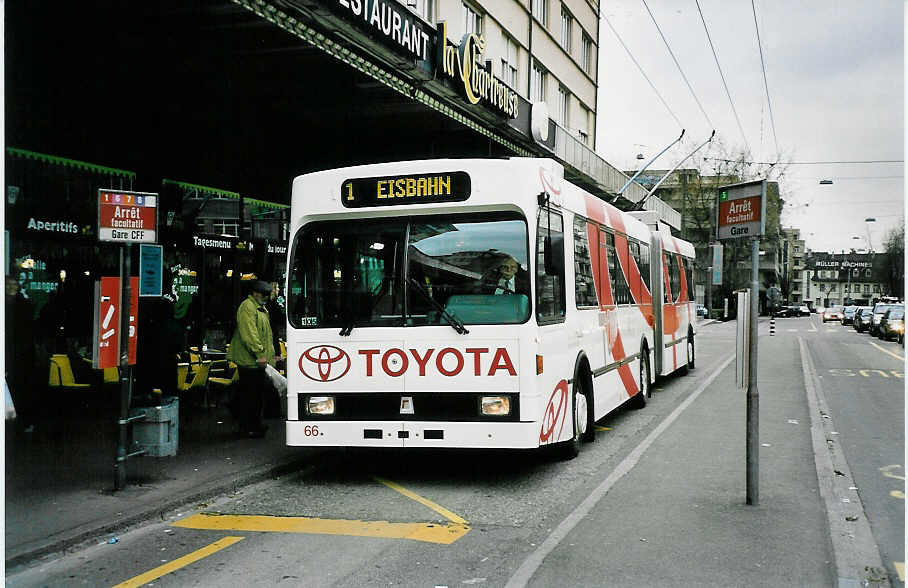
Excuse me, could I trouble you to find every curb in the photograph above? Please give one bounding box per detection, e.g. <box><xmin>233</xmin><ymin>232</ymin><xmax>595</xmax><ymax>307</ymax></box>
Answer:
<box><xmin>798</xmin><ymin>337</ymin><xmax>891</xmax><ymax>587</ymax></box>
<box><xmin>5</xmin><ymin>456</ymin><xmax>313</xmax><ymax>572</ymax></box>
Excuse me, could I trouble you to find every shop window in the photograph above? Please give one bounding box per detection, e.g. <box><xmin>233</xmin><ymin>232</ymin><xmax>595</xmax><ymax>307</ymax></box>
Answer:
<box><xmin>864</xmin><ymin>284</ymin><xmax>871</xmax><ymax>294</ymax></box>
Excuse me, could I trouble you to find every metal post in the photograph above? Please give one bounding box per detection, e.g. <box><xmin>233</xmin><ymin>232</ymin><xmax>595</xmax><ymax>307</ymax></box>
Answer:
<box><xmin>747</xmin><ymin>236</ymin><xmax>760</xmax><ymax>505</ymax></box>
<box><xmin>115</xmin><ymin>246</ymin><xmax>132</xmax><ymax>490</ymax></box>
<box><xmin>706</xmin><ymin>266</ymin><xmax>713</xmax><ymax>317</ymax></box>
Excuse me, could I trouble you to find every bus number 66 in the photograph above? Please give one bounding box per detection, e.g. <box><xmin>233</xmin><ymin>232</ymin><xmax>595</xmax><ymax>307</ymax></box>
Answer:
<box><xmin>303</xmin><ymin>425</ymin><xmax>320</xmax><ymax>436</ymax></box>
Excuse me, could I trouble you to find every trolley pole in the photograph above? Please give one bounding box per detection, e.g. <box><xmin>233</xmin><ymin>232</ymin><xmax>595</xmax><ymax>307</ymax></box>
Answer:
<box><xmin>746</xmin><ymin>236</ymin><xmax>760</xmax><ymax>505</ymax></box>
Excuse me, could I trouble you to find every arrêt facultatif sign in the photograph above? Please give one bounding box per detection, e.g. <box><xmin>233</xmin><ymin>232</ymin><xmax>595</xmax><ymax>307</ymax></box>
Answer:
<box><xmin>98</xmin><ymin>189</ymin><xmax>158</xmax><ymax>244</ymax></box>
<box><xmin>716</xmin><ymin>179</ymin><xmax>766</xmax><ymax>240</ymax></box>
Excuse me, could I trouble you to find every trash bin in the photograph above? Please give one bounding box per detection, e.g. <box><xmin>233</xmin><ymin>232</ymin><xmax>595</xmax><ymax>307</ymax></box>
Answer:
<box><xmin>130</xmin><ymin>396</ymin><xmax>179</xmax><ymax>457</ymax></box>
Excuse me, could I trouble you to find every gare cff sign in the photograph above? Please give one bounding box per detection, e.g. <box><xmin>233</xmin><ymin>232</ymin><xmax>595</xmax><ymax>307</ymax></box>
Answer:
<box><xmin>98</xmin><ymin>189</ymin><xmax>158</xmax><ymax>244</ymax></box>
<box><xmin>716</xmin><ymin>180</ymin><xmax>766</xmax><ymax>240</ymax></box>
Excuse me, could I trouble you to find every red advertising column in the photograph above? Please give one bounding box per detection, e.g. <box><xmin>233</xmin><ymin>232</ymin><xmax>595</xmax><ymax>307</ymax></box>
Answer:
<box><xmin>93</xmin><ymin>277</ymin><xmax>139</xmax><ymax>369</ymax></box>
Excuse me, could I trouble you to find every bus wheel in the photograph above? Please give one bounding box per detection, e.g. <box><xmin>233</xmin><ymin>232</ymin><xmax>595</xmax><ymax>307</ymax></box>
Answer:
<box><xmin>630</xmin><ymin>349</ymin><xmax>649</xmax><ymax>409</ymax></box>
<box><xmin>686</xmin><ymin>331</ymin><xmax>696</xmax><ymax>370</ymax></box>
<box><xmin>558</xmin><ymin>384</ymin><xmax>587</xmax><ymax>460</ymax></box>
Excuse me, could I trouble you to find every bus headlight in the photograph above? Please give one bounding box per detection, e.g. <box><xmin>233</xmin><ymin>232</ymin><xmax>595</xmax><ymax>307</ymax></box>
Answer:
<box><xmin>307</xmin><ymin>396</ymin><xmax>335</xmax><ymax>415</ymax></box>
<box><xmin>481</xmin><ymin>396</ymin><xmax>511</xmax><ymax>416</ymax></box>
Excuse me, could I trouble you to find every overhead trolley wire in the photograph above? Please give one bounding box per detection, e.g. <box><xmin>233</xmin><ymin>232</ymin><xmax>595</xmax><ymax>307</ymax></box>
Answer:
<box><xmin>695</xmin><ymin>0</ymin><xmax>750</xmax><ymax>154</ymax></box>
<box><xmin>641</xmin><ymin>0</ymin><xmax>713</xmax><ymax>129</ymax></box>
<box><xmin>751</xmin><ymin>0</ymin><xmax>779</xmax><ymax>156</ymax></box>
<box><xmin>602</xmin><ymin>12</ymin><xmax>684</xmax><ymax>129</ymax></box>
<box><xmin>705</xmin><ymin>157</ymin><xmax>904</xmax><ymax>165</ymax></box>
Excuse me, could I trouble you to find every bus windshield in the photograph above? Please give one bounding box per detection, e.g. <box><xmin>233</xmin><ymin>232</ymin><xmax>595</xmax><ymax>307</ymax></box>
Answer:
<box><xmin>288</xmin><ymin>212</ymin><xmax>530</xmax><ymax>329</ymax></box>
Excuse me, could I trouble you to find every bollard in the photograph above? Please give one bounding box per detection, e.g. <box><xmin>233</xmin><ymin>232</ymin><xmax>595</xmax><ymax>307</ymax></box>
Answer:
<box><xmin>770</xmin><ymin>316</ymin><xmax>775</xmax><ymax>336</ymax></box>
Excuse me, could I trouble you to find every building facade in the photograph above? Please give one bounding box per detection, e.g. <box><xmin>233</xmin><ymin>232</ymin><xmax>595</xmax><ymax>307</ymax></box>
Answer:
<box><xmin>805</xmin><ymin>252</ymin><xmax>888</xmax><ymax>308</ymax></box>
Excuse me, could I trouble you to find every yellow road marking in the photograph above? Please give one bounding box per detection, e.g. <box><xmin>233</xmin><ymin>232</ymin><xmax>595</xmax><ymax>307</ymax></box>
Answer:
<box><xmin>868</xmin><ymin>341</ymin><xmax>905</xmax><ymax>362</ymax></box>
<box><xmin>112</xmin><ymin>536</ymin><xmax>244</xmax><ymax>587</ymax></box>
<box><xmin>880</xmin><ymin>464</ymin><xmax>905</xmax><ymax>481</ymax></box>
<box><xmin>595</xmin><ymin>426</ymin><xmax>612</xmax><ymax>431</ymax></box>
<box><xmin>373</xmin><ymin>476</ymin><xmax>467</xmax><ymax>525</ymax></box>
<box><xmin>890</xmin><ymin>490</ymin><xmax>905</xmax><ymax>499</ymax></box>
<box><xmin>895</xmin><ymin>561</ymin><xmax>905</xmax><ymax>581</ymax></box>
<box><xmin>172</xmin><ymin>513</ymin><xmax>468</xmax><ymax>545</ymax></box>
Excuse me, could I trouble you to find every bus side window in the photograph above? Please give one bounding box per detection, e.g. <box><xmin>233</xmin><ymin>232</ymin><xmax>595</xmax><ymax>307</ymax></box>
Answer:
<box><xmin>572</xmin><ymin>216</ymin><xmax>599</xmax><ymax>308</ymax></box>
<box><xmin>663</xmin><ymin>251</ymin><xmax>673</xmax><ymax>303</ymax></box>
<box><xmin>604</xmin><ymin>231</ymin><xmax>631</xmax><ymax>305</ymax></box>
<box><xmin>639</xmin><ymin>242</ymin><xmax>650</xmax><ymax>293</ymax></box>
<box><xmin>629</xmin><ymin>241</ymin><xmax>641</xmax><ymax>303</ymax></box>
<box><xmin>536</xmin><ymin>209</ymin><xmax>565</xmax><ymax>322</ymax></box>
<box><xmin>669</xmin><ymin>252</ymin><xmax>681</xmax><ymax>303</ymax></box>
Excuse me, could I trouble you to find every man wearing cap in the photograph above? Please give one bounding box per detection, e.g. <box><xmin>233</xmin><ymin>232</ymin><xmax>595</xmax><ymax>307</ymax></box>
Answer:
<box><xmin>227</xmin><ymin>280</ymin><xmax>276</xmax><ymax>437</ymax></box>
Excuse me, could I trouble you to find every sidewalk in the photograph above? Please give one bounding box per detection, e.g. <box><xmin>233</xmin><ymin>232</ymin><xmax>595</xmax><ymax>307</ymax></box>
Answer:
<box><xmin>517</xmin><ymin>321</ymin><xmax>886</xmax><ymax>587</ymax></box>
<box><xmin>4</xmin><ymin>394</ymin><xmax>313</xmax><ymax>570</ymax></box>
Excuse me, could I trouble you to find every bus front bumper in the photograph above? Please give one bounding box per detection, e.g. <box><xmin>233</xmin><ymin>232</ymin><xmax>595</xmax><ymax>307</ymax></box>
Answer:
<box><xmin>286</xmin><ymin>420</ymin><xmax>542</xmax><ymax>449</ymax></box>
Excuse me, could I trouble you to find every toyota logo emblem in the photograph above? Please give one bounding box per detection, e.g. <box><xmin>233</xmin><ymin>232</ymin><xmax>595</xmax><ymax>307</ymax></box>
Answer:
<box><xmin>299</xmin><ymin>345</ymin><xmax>351</xmax><ymax>382</ymax></box>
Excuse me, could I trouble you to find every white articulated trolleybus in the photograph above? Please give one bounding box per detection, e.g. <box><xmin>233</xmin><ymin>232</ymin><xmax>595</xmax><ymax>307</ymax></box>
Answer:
<box><xmin>285</xmin><ymin>158</ymin><xmax>696</xmax><ymax>458</ymax></box>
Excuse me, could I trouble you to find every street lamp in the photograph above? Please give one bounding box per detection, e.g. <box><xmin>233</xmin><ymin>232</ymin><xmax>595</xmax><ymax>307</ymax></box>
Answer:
<box><xmin>819</xmin><ymin>179</ymin><xmax>833</xmax><ymax>185</ymax></box>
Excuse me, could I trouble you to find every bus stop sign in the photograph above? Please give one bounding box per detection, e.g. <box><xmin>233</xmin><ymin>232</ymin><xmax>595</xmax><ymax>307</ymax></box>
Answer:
<box><xmin>717</xmin><ymin>179</ymin><xmax>766</xmax><ymax>240</ymax></box>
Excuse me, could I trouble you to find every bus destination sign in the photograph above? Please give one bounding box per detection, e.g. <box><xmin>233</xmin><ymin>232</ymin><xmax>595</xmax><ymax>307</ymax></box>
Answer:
<box><xmin>341</xmin><ymin>172</ymin><xmax>471</xmax><ymax>208</ymax></box>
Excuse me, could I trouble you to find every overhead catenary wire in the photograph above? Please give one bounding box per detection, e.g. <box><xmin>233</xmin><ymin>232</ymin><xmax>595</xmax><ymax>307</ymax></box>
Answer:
<box><xmin>602</xmin><ymin>12</ymin><xmax>684</xmax><ymax>129</ymax></box>
<box><xmin>695</xmin><ymin>0</ymin><xmax>750</xmax><ymax>154</ymax></box>
<box><xmin>704</xmin><ymin>157</ymin><xmax>904</xmax><ymax>165</ymax></box>
<box><xmin>641</xmin><ymin>0</ymin><xmax>713</xmax><ymax>129</ymax></box>
<box><xmin>751</xmin><ymin>0</ymin><xmax>779</xmax><ymax>156</ymax></box>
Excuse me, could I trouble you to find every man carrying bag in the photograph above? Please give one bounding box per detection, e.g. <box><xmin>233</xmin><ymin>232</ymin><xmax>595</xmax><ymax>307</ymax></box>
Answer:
<box><xmin>227</xmin><ymin>280</ymin><xmax>276</xmax><ymax>438</ymax></box>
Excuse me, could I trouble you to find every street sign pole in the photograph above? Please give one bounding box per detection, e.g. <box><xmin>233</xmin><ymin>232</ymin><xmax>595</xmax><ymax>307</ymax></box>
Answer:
<box><xmin>717</xmin><ymin>178</ymin><xmax>766</xmax><ymax>506</ymax></box>
<box><xmin>747</xmin><ymin>236</ymin><xmax>760</xmax><ymax>505</ymax></box>
<box><xmin>115</xmin><ymin>246</ymin><xmax>130</xmax><ymax>489</ymax></box>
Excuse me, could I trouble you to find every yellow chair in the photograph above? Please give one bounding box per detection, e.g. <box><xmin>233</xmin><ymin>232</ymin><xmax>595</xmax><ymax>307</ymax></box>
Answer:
<box><xmin>209</xmin><ymin>361</ymin><xmax>239</xmax><ymax>406</ymax></box>
<box><xmin>102</xmin><ymin>366</ymin><xmax>119</xmax><ymax>385</ymax></box>
<box><xmin>177</xmin><ymin>360</ymin><xmax>212</xmax><ymax>407</ymax></box>
<box><xmin>48</xmin><ymin>354</ymin><xmax>92</xmax><ymax>391</ymax></box>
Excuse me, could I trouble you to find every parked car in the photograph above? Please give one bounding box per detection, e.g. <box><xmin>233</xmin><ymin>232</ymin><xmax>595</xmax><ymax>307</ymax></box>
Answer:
<box><xmin>822</xmin><ymin>306</ymin><xmax>843</xmax><ymax>322</ymax></box>
<box><xmin>841</xmin><ymin>305</ymin><xmax>859</xmax><ymax>325</ymax></box>
<box><xmin>798</xmin><ymin>305</ymin><xmax>810</xmax><ymax>317</ymax></box>
<box><xmin>696</xmin><ymin>304</ymin><xmax>708</xmax><ymax>317</ymax></box>
<box><xmin>773</xmin><ymin>305</ymin><xmax>793</xmax><ymax>318</ymax></box>
<box><xmin>877</xmin><ymin>305</ymin><xmax>904</xmax><ymax>342</ymax></box>
<box><xmin>815</xmin><ymin>306</ymin><xmax>826</xmax><ymax>315</ymax></box>
<box><xmin>869</xmin><ymin>303</ymin><xmax>899</xmax><ymax>336</ymax></box>
<box><xmin>854</xmin><ymin>306</ymin><xmax>873</xmax><ymax>332</ymax></box>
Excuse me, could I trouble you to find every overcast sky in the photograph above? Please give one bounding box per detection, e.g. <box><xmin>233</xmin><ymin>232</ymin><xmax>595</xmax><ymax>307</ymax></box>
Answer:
<box><xmin>594</xmin><ymin>0</ymin><xmax>904</xmax><ymax>254</ymax></box>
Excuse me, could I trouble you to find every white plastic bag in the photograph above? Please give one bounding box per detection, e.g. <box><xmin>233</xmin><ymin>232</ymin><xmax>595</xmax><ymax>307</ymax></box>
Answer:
<box><xmin>264</xmin><ymin>364</ymin><xmax>287</xmax><ymax>397</ymax></box>
<box><xmin>5</xmin><ymin>379</ymin><xmax>17</xmax><ymax>421</ymax></box>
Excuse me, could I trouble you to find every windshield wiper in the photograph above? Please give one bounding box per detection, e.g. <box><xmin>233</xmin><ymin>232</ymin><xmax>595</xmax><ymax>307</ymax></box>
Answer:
<box><xmin>407</xmin><ymin>277</ymin><xmax>469</xmax><ymax>335</ymax></box>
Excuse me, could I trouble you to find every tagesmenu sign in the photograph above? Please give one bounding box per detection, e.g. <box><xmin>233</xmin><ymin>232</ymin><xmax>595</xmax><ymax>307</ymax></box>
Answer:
<box><xmin>98</xmin><ymin>189</ymin><xmax>158</xmax><ymax>243</ymax></box>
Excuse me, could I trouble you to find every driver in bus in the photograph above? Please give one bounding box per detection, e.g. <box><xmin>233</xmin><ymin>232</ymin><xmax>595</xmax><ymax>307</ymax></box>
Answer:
<box><xmin>478</xmin><ymin>255</ymin><xmax>528</xmax><ymax>295</ymax></box>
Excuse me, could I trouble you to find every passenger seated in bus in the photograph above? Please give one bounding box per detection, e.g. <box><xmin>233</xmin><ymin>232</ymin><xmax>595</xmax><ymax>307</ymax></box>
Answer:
<box><xmin>476</xmin><ymin>255</ymin><xmax>529</xmax><ymax>295</ymax></box>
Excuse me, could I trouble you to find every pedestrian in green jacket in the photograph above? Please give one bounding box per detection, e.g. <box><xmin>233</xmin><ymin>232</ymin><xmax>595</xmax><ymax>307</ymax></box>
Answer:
<box><xmin>227</xmin><ymin>280</ymin><xmax>275</xmax><ymax>437</ymax></box>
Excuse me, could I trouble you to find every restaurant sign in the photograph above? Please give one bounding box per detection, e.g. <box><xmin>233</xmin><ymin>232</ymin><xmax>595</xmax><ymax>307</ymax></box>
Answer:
<box><xmin>437</xmin><ymin>23</ymin><xmax>520</xmax><ymax>119</ymax></box>
<box><xmin>325</xmin><ymin>0</ymin><xmax>432</xmax><ymax>61</ymax></box>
